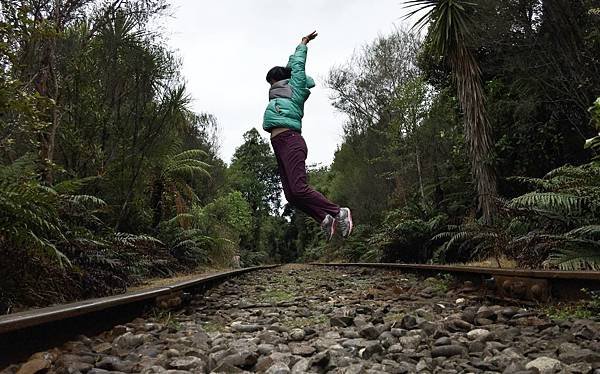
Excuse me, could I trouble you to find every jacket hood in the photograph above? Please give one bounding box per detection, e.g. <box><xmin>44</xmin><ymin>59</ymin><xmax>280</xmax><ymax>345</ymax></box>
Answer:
<box><xmin>269</xmin><ymin>79</ymin><xmax>292</xmax><ymax>100</ymax></box>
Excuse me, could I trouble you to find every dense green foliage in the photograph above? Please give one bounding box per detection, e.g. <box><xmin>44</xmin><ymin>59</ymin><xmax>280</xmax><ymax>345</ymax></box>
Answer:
<box><xmin>299</xmin><ymin>1</ymin><xmax>600</xmax><ymax>269</ymax></box>
<box><xmin>0</xmin><ymin>1</ymin><xmax>280</xmax><ymax>312</ymax></box>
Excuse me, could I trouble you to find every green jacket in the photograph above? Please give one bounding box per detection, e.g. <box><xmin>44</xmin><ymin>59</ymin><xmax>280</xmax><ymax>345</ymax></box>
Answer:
<box><xmin>263</xmin><ymin>44</ymin><xmax>315</xmax><ymax>133</ymax></box>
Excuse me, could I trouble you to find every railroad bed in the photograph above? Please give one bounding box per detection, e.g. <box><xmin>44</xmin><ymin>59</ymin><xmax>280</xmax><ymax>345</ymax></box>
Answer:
<box><xmin>3</xmin><ymin>265</ymin><xmax>600</xmax><ymax>373</ymax></box>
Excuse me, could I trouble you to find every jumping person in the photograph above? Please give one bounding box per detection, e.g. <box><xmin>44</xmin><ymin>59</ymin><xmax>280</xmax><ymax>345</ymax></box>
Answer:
<box><xmin>263</xmin><ymin>31</ymin><xmax>353</xmax><ymax>240</ymax></box>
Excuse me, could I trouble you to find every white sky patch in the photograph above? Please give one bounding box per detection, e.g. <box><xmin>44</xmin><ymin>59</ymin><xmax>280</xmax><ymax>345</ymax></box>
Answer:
<box><xmin>163</xmin><ymin>0</ymin><xmax>412</xmax><ymax>166</ymax></box>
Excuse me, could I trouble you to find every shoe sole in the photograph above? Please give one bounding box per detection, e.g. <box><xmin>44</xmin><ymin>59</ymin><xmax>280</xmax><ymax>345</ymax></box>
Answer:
<box><xmin>329</xmin><ymin>222</ymin><xmax>336</xmax><ymax>241</ymax></box>
<box><xmin>343</xmin><ymin>208</ymin><xmax>353</xmax><ymax>237</ymax></box>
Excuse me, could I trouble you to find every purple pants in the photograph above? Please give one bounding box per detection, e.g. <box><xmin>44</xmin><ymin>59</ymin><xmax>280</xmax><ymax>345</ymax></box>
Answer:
<box><xmin>271</xmin><ymin>130</ymin><xmax>340</xmax><ymax>222</ymax></box>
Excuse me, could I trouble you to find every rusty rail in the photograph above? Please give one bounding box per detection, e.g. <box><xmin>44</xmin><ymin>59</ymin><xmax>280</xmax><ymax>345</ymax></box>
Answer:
<box><xmin>310</xmin><ymin>262</ymin><xmax>600</xmax><ymax>302</ymax></box>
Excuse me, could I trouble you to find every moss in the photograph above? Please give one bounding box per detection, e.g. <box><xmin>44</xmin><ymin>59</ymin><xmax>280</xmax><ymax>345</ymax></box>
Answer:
<box><xmin>261</xmin><ymin>289</ymin><xmax>295</xmax><ymax>302</ymax></box>
<box><xmin>202</xmin><ymin>320</ymin><xmax>225</xmax><ymax>332</ymax></box>
<box><xmin>383</xmin><ymin>312</ymin><xmax>405</xmax><ymax>324</ymax></box>
<box><xmin>283</xmin><ymin>314</ymin><xmax>329</xmax><ymax>329</ymax></box>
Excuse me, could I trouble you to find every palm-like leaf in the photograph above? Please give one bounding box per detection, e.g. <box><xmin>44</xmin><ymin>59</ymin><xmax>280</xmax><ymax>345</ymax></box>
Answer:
<box><xmin>405</xmin><ymin>0</ymin><xmax>476</xmax><ymax>54</ymax></box>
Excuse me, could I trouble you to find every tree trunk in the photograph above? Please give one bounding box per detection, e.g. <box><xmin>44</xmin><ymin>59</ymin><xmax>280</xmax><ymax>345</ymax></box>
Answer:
<box><xmin>150</xmin><ymin>178</ymin><xmax>165</xmax><ymax>229</ymax></box>
<box><xmin>37</xmin><ymin>0</ymin><xmax>63</xmax><ymax>185</ymax></box>
<box><xmin>451</xmin><ymin>48</ymin><xmax>498</xmax><ymax>225</ymax></box>
<box><xmin>415</xmin><ymin>143</ymin><xmax>425</xmax><ymax>201</ymax></box>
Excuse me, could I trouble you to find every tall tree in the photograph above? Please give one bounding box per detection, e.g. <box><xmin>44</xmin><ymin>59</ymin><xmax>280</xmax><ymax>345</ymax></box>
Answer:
<box><xmin>407</xmin><ymin>0</ymin><xmax>498</xmax><ymax>224</ymax></box>
<box><xmin>229</xmin><ymin>128</ymin><xmax>281</xmax><ymax>214</ymax></box>
<box><xmin>228</xmin><ymin>128</ymin><xmax>282</xmax><ymax>255</ymax></box>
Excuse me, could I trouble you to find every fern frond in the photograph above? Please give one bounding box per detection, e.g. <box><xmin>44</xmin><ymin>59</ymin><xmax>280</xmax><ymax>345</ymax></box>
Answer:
<box><xmin>112</xmin><ymin>233</ymin><xmax>164</xmax><ymax>247</ymax></box>
<box><xmin>507</xmin><ymin>176</ymin><xmax>557</xmax><ymax>191</ymax></box>
<box><xmin>545</xmin><ymin>246</ymin><xmax>600</xmax><ymax>271</ymax></box>
<box><xmin>63</xmin><ymin>194</ymin><xmax>107</xmax><ymax>208</ymax></box>
<box><xmin>565</xmin><ymin>225</ymin><xmax>600</xmax><ymax>240</ymax></box>
<box><xmin>171</xmin><ymin>149</ymin><xmax>208</xmax><ymax>161</ymax></box>
<box><xmin>53</xmin><ymin>176</ymin><xmax>101</xmax><ymax>194</ymax></box>
<box><xmin>509</xmin><ymin>192</ymin><xmax>589</xmax><ymax>215</ymax></box>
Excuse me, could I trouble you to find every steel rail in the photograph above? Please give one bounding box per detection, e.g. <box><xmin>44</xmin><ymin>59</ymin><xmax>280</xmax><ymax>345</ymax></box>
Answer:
<box><xmin>0</xmin><ymin>265</ymin><xmax>278</xmax><ymax>366</ymax></box>
<box><xmin>310</xmin><ymin>262</ymin><xmax>600</xmax><ymax>280</ymax></box>
<box><xmin>310</xmin><ymin>262</ymin><xmax>600</xmax><ymax>303</ymax></box>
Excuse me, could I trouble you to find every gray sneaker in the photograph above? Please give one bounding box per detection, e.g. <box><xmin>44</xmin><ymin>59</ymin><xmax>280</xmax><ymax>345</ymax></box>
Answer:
<box><xmin>336</xmin><ymin>207</ymin><xmax>353</xmax><ymax>237</ymax></box>
<box><xmin>321</xmin><ymin>214</ymin><xmax>336</xmax><ymax>241</ymax></box>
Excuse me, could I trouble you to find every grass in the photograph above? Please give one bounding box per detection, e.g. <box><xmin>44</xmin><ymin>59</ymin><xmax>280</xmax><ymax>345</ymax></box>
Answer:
<box><xmin>150</xmin><ymin>310</ymin><xmax>181</xmax><ymax>330</ymax></box>
<box><xmin>283</xmin><ymin>314</ymin><xmax>329</xmax><ymax>329</ymax></box>
<box><xmin>383</xmin><ymin>312</ymin><xmax>405</xmax><ymax>324</ymax></box>
<box><xmin>543</xmin><ymin>289</ymin><xmax>600</xmax><ymax>320</ymax></box>
<box><xmin>261</xmin><ymin>289</ymin><xmax>295</xmax><ymax>303</ymax></box>
<box><xmin>202</xmin><ymin>320</ymin><xmax>225</xmax><ymax>333</ymax></box>
<box><xmin>543</xmin><ymin>303</ymin><xmax>594</xmax><ymax>320</ymax></box>
<box><xmin>424</xmin><ymin>273</ymin><xmax>453</xmax><ymax>293</ymax></box>
<box><xmin>460</xmin><ymin>256</ymin><xmax>518</xmax><ymax>268</ymax></box>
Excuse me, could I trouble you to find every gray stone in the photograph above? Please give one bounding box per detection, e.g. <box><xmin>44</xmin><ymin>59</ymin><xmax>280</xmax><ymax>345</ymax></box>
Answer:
<box><xmin>258</xmin><ymin>343</ymin><xmax>276</xmax><ymax>355</ymax></box>
<box><xmin>377</xmin><ymin>331</ymin><xmax>397</xmax><ymax>348</ymax></box>
<box><xmin>431</xmin><ymin>345</ymin><xmax>466</xmax><ymax>358</ymax></box>
<box><xmin>88</xmin><ymin>370</ymin><xmax>121</xmax><ymax>374</ymax></box>
<box><xmin>219</xmin><ymin>350</ymin><xmax>258</xmax><ymax>369</ymax></box>
<box><xmin>210</xmin><ymin>362</ymin><xmax>244</xmax><ymax>373</ymax></box>
<box><xmin>525</xmin><ymin>357</ymin><xmax>563</xmax><ymax>374</ymax></box>
<box><xmin>400</xmin><ymin>315</ymin><xmax>418</xmax><ymax>330</ymax></box>
<box><xmin>476</xmin><ymin>306</ymin><xmax>496</xmax><ymax>320</ymax></box>
<box><xmin>558</xmin><ymin>343</ymin><xmax>600</xmax><ymax>364</ymax></box>
<box><xmin>359</xmin><ymin>342</ymin><xmax>384</xmax><ymax>359</ymax></box>
<box><xmin>568</xmin><ymin>362</ymin><xmax>594</xmax><ymax>374</ymax></box>
<box><xmin>96</xmin><ymin>357</ymin><xmax>135</xmax><ymax>372</ymax></box>
<box><xmin>93</xmin><ymin>342</ymin><xmax>112</xmax><ymax>354</ymax></box>
<box><xmin>341</xmin><ymin>338</ymin><xmax>369</xmax><ymax>349</ymax></box>
<box><xmin>398</xmin><ymin>335</ymin><xmax>421</xmax><ymax>350</ymax></box>
<box><xmin>169</xmin><ymin>356</ymin><xmax>204</xmax><ymax>371</ymax></box>
<box><xmin>467</xmin><ymin>328</ymin><xmax>491</xmax><ymax>341</ymax></box>
<box><xmin>445</xmin><ymin>319</ymin><xmax>473</xmax><ymax>332</ymax></box>
<box><xmin>290</xmin><ymin>343</ymin><xmax>316</xmax><ymax>356</ymax></box>
<box><xmin>114</xmin><ymin>332</ymin><xmax>145</xmax><ymax>349</ymax></box>
<box><xmin>468</xmin><ymin>340</ymin><xmax>486</xmax><ymax>353</ymax></box>
<box><xmin>434</xmin><ymin>336</ymin><xmax>452</xmax><ymax>346</ymax></box>
<box><xmin>291</xmin><ymin>358</ymin><xmax>310</xmax><ymax>374</ymax></box>
<box><xmin>502</xmin><ymin>361</ymin><xmax>528</xmax><ymax>374</ymax></box>
<box><xmin>344</xmin><ymin>364</ymin><xmax>366</xmax><ymax>374</ymax></box>
<box><xmin>390</xmin><ymin>328</ymin><xmax>405</xmax><ymax>337</ymax></box>
<box><xmin>289</xmin><ymin>328</ymin><xmax>305</xmax><ymax>341</ymax></box>
<box><xmin>359</xmin><ymin>324</ymin><xmax>380</xmax><ymax>340</ymax></box>
<box><xmin>330</xmin><ymin>316</ymin><xmax>354</xmax><ymax>327</ymax></box>
<box><xmin>265</xmin><ymin>362</ymin><xmax>291</xmax><ymax>374</ymax></box>
<box><xmin>230</xmin><ymin>322</ymin><xmax>263</xmax><ymax>333</ymax></box>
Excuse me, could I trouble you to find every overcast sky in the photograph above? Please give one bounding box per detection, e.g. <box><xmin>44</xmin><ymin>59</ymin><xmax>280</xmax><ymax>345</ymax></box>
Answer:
<box><xmin>163</xmin><ymin>0</ymin><xmax>410</xmax><ymax>166</ymax></box>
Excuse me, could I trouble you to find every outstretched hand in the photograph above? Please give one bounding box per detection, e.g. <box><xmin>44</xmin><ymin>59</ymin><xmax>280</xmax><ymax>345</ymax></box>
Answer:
<box><xmin>301</xmin><ymin>31</ymin><xmax>318</xmax><ymax>45</ymax></box>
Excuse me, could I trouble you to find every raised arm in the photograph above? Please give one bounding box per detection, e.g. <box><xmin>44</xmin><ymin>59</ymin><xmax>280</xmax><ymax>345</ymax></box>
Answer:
<box><xmin>287</xmin><ymin>31</ymin><xmax>318</xmax><ymax>90</ymax></box>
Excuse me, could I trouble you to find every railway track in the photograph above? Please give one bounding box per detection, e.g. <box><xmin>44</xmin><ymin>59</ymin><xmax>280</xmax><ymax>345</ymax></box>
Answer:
<box><xmin>1</xmin><ymin>264</ymin><xmax>600</xmax><ymax>373</ymax></box>
<box><xmin>0</xmin><ymin>265</ymin><xmax>278</xmax><ymax>369</ymax></box>
<box><xmin>311</xmin><ymin>263</ymin><xmax>600</xmax><ymax>302</ymax></box>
